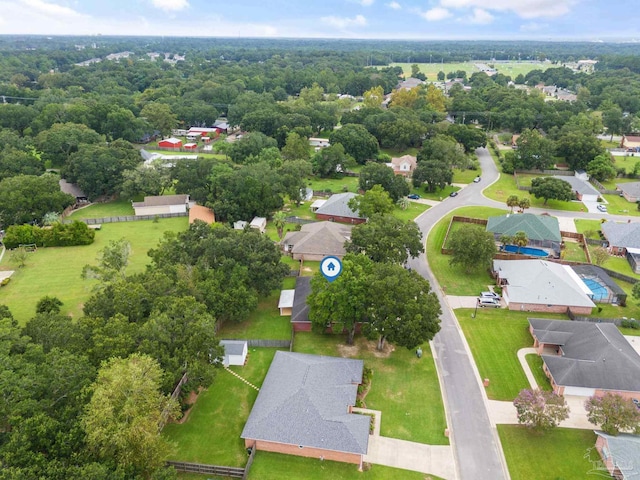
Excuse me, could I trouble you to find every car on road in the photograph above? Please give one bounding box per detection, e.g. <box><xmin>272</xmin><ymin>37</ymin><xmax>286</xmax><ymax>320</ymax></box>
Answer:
<box><xmin>480</xmin><ymin>291</ymin><xmax>500</xmax><ymax>299</ymax></box>
<box><xmin>473</xmin><ymin>176</ymin><xmax>481</xmax><ymax>183</ymax></box>
<box><xmin>407</xmin><ymin>194</ymin><xmax>421</xmax><ymax>200</ymax></box>
<box><xmin>449</xmin><ymin>191</ymin><xmax>459</xmax><ymax>197</ymax></box>
<box><xmin>597</xmin><ymin>204</ymin><xmax>608</xmax><ymax>212</ymax></box>
<box><xmin>478</xmin><ymin>297</ymin><xmax>501</xmax><ymax>308</ymax></box>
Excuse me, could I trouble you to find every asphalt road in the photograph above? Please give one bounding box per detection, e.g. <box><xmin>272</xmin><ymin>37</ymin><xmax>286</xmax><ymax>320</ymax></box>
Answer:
<box><xmin>408</xmin><ymin>147</ymin><xmax>639</xmax><ymax>479</ymax></box>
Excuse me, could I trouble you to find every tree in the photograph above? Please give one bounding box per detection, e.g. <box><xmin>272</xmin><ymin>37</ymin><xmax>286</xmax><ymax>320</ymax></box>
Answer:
<box><xmin>363</xmin><ymin>85</ymin><xmax>384</xmax><ymax>109</ymax></box>
<box><xmin>139</xmin><ymin>102</ymin><xmax>177</xmax><ymax>137</ymax></box>
<box><xmin>418</xmin><ymin>134</ymin><xmax>468</xmax><ymax>170</ymax></box>
<box><xmin>602</xmin><ymin>105</ymin><xmax>624</xmax><ymax>140</ymax></box>
<box><xmin>585</xmin><ymin>393</ymin><xmax>640</xmax><ymax>436</ymax></box>
<box><xmin>311</xmin><ymin>143</ymin><xmax>354</xmax><ymax>178</ymax></box>
<box><xmin>513</xmin><ymin>129</ymin><xmax>555</xmax><ymax>171</ymax></box>
<box><xmin>348</xmin><ymin>185</ymin><xmax>394</xmax><ymax>218</ymax></box>
<box><xmin>513</xmin><ymin>389</ymin><xmax>570</xmax><ymax>432</ymax></box>
<box><xmin>359</xmin><ymin>162</ymin><xmax>410</xmax><ymax>201</ymax></box>
<box><xmin>518</xmin><ymin>197</ymin><xmax>531</xmax><ymax>212</ymax></box>
<box><xmin>9</xmin><ymin>246</ymin><xmax>29</xmax><ymax>268</ymax></box>
<box><xmin>506</xmin><ymin>195</ymin><xmax>520</xmax><ymax>213</ymax></box>
<box><xmin>592</xmin><ymin>247</ymin><xmax>610</xmax><ymax>266</ymax></box>
<box><xmin>513</xmin><ymin>231</ymin><xmax>529</xmax><ymax>254</ymax></box>
<box><xmin>82</xmin><ymin>238</ymin><xmax>131</xmax><ymax>283</ymax></box>
<box><xmin>437</xmin><ymin>71</ymin><xmax>445</xmax><ymax>81</ymax></box>
<box><xmin>35</xmin><ymin>296</ymin><xmax>63</xmax><ymax>315</ymax></box>
<box><xmin>448</xmin><ymin>225</ymin><xmax>496</xmax><ymax>273</ymax></box>
<box><xmin>447</xmin><ymin>124</ymin><xmax>487</xmax><ymax>153</ymax></box>
<box><xmin>329</xmin><ymin>124</ymin><xmax>379</xmax><ymax>164</ymax></box>
<box><xmin>0</xmin><ymin>174</ymin><xmax>74</xmax><ymax>226</ymax></box>
<box><xmin>412</xmin><ymin>158</ymin><xmax>453</xmax><ymax>192</ymax></box>
<box><xmin>35</xmin><ymin>122</ymin><xmax>102</xmax><ymax>167</ymax></box>
<box><xmin>273</xmin><ymin>211</ymin><xmax>287</xmax><ymax>240</ymax></box>
<box><xmin>425</xmin><ymin>84</ymin><xmax>447</xmax><ymax>112</ymax></box>
<box><xmin>530</xmin><ymin>177</ymin><xmax>575</xmax><ymax>205</ymax></box>
<box><xmin>281</xmin><ymin>132</ymin><xmax>310</xmax><ymax>161</ymax></box>
<box><xmin>228</xmin><ymin>132</ymin><xmax>278</xmax><ymax>164</ymax></box>
<box><xmin>0</xmin><ymin>147</ymin><xmax>44</xmax><ymax>182</ymax></box>
<box><xmin>587</xmin><ymin>155</ymin><xmax>617</xmax><ymax>182</ymax></box>
<box><xmin>82</xmin><ymin>353</ymin><xmax>180</xmax><ymax>478</ymax></box>
<box><xmin>499</xmin><ymin>234</ymin><xmax>513</xmax><ymax>249</ymax></box>
<box><xmin>555</xmin><ymin>126</ymin><xmax>605</xmax><ymax>171</ymax></box>
<box><xmin>120</xmin><ymin>162</ymin><xmax>170</xmax><ymax>200</ymax></box>
<box><xmin>278</xmin><ymin>159</ymin><xmax>312</xmax><ymax>206</ymax></box>
<box><xmin>346</xmin><ymin>213</ymin><xmax>424</xmax><ymax>264</ymax></box>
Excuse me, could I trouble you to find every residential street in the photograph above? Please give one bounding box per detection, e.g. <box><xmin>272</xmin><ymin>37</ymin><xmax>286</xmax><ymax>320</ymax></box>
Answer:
<box><xmin>408</xmin><ymin>146</ymin><xmax>639</xmax><ymax>479</ymax></box>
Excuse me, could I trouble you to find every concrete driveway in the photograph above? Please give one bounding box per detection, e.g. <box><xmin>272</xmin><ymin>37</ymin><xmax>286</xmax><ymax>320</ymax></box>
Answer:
<box><xmin>365</xmin><ymin>436</ymin><xmax>456</xmax><ymax>480</ymax></box>
<box><xmin>446</xmin><ymin>296</ymin><xmax>481</xmax><ymax>309</ymax></box>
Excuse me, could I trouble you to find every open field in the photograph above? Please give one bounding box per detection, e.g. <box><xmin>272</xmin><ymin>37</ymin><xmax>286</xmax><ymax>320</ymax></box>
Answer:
<box><xmin>67</xmin><ymin>199</ymin><xmax>135</xmax><ymax>219</ymax></box>
<box><xmin>426</xmin><ymin>206</ymin><xmax>507</xmax><ymax>296</ymax></box>
<box><xmin>387</xmin><ymin>61</ymin><xmax>550</xmax><ymax>81</ymax></box>
<box><xmin>307</xmin><ymin>176</ymin><xmax>359</xmax><ymax>194</ymax></box>
<box><xmin>419</xmin><ymin>185</ymin><xmax>460</xmax><ymax>201</ymax></box>
<box><xmin>498</xmin><ymin>426</ymin><xmax>597</xmax><ymax>480</ymax></box>
<box><xmin>611</xmin><ymin>154</ymin><xmax>640</xmax><ymax>174</ymax></box>
<box><xmin>0</xmin><ymin>217</ymin><xmax>188</xmax><ymax>324</ymax></box>
<box><xmin>293</xmin><ymin>332</ymin><xmax>448</xmax><ymax>445</ymax></box>
<box><xmin>457</xmin><ymin>309</ymin><xmax>567</xmax><ymax>401</ymax></box>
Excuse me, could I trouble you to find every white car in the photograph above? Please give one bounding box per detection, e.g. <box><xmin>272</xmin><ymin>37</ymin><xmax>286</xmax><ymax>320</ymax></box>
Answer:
<box><xmin>597</xmin><ymin>204</ymin><xmax>607</xmax><ymax>212</ymax></box>
<box><xmin>480</xmin><ymin>291</ymin><xmax>500</xmax><ymax>299</ymax></box>
<box><xmin>473</xmin><ymin>177</ymin><xmax>481</xmax><ymax>183</ymax></box>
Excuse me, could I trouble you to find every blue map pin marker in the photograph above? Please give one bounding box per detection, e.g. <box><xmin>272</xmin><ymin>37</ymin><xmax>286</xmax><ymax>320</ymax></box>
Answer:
<box><xmin>320</xmin><ymin>256</ymin><xmax>343</xmax><ymax>283</ymax></box>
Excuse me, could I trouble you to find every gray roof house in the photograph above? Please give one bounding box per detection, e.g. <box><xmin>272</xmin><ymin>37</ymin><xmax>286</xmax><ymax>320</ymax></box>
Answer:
<box><xmin>396</xmin><ymin>77</ymin><xmax>424</xmax><ymax>90</ymax></box>
<box><xmin>601</xmin><ymin>221</ymin><xmax>640</xmax><ymax>250</ymax></box>
<box><xmin>553</xmin><ymin>175</ymin><xmax>600</xmax><ymax>201</ymax></box>
<box><xmin>291</xmin><ymin>276</ymin><xmax>312</xmax><ymax>330</ymax></box>
<box><xmin>314</xmin><ymin>193</ymin><xmax>366</xmax><ymax>224</ymax></box>
<box><xmin>282</xmin><ymin>221</ymin><xmax>352</xmax><ymax>261</ymax></box>
<box><xmin>594</xmin><ymin>431</ymin><xmax>640</xmax><ymax>480</ymax></box>
<box><xmin>241</xmin><ymin>351</ymin><xmax>369</xmax><ymax>465</ymax></box>
<box><xmin>617</xmin><ymin>181</ymin><xmax>640</xmax><ymax>203</ymax></box>
<box><xmin>529</xmin><ymin>318</ymin><xmax>640</xmax><ymax>396</ymax></box>
<box><xmin>493</xmin><ymin>259</ymin><xmax>595</xmax><ymax>314</ymax></box>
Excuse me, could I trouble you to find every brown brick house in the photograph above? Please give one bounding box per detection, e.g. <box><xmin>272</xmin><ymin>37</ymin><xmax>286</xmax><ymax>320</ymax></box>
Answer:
<box><xmin>314</xmin><ymin>193</ymin><xmax>366</xmax><ymax>224</ymax></box>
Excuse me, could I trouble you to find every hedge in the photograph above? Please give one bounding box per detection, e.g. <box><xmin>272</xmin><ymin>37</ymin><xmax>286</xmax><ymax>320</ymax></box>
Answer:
<box><xmin>3</xmin><ymin>222</ymin><xmax>95</xmax><ymax>249</ymax></box>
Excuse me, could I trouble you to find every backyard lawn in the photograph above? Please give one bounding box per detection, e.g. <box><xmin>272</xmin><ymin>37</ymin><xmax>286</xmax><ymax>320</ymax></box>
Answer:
<box><xmin>0</xmin><ymin>217</ymin><xmax>188</xmax><ymax>324</ymax></box>
<box><xmin>307</xmin><ymin>176</ymin><xmax>359</xmax><ymax>194</ymax></box>
<box><xmin>426</xmin><ymin>206</ymin><xmax>507</xmax><ymax>295</ymax></box>
<box><xmin>498</xmin><ymin>426</ymin><xmax>598</xmax><ymax>480</ymax></box>
<box><xmin>293</xmin><ymin>332</ymin><xmax>448</xmax><ymax>445</ymax></box>
<box><xmin>67</xmin><ymin>199</ymin><xmax>135</xmax><ymax>219</ymax></box>
<box><xmin>457</xmin><ymin>309</ymin><xmax>567</xmax><ymax>401</ymax></box>
<box><xmin>524</xmin><ymin>354</ymin><xmax>552</xmax><ymax>391</ymax></box>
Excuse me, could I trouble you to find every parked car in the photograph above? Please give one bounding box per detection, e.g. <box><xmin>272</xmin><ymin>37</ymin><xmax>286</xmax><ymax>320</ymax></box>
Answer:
<box><xmin>478</xmin><ymin>297</ymin><xmax>501</xmax><ymax>308</ymax></box>
<box><xmin>633</xmin><ymin>398</ymin><xmax>640</xmax><ymax>410</ymax></box>
<box><xmin>597</xmin><ymin>204</ymin><xmax>607</xmax><ymax>212</ymax></box>
<box><xmin>449</xmin><ymin>191</ymin><xmax>459</xmax><ymax>197</ymax></box>
<box><xmin>473</xmin><ymin>176</ymin><xmax>481</xmax><ymax>183</ymax></box>
<box><xmin>480</xmin><ymin>291</ymin><xmax>500</xmax><ymax>299</ymax></box>
<box><xmin>407</xmin><ymin>194</ymin><xmax>421</xmax><ymax>200</ymax></box>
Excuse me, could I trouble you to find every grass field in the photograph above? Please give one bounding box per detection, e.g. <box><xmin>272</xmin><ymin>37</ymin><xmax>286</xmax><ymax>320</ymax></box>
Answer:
<box><xmin>426</xmin><ymin>206</ymin><xmax>507</xmax><ymax>295</ymax></box>
<box><xmin>562</xmin><ymin>240</ymin><xmax>589</xmax><ymax>263</ymax></box>
<box><xmin>611</xmin><ymin>154</ymin><xmax>640</xmax><ymax>174</ymax></box>
<box><xmin>67</xmin><ymin>199</ymin><xmax>135</xmax><ymax>219</ymax></box>
<box><xmin>307</xmin><ymin>176</ymin><xmax>359</xmax><ymax>194</ymax></box>
<box><xmin>525</xmin><ymin>354</ymin><xmax>552</xmax><ymax>391</ymax></box>
<box><xmin>293</xmin><ymin>332</ymin><xmax>448</xmax><ymax>445</ymax></box>
<box><xmin>387</xmin><ymin>61</ymin><xmax>550</xmax><ymax>81</ymax></box>
<box><xmin>498</xmin><ymin>426</ymin><xmax>597</xmax><ymax>480</ymax></box>
<box><xmin>601</xmin><ymin>193</ymin><xmax>640</xmax><ymax>216</ymax></box>
<box><xmin>452</xmin><ymin>168</ymin><xmax>480</xmax><ymax>184</ymax></box>
<box><xmin>0</xmin><ymin>217</ymin><xmax>188</xmax><ymax>324</ymax></box>
<box><xmin>457</xmin><ymin>309</ymin><xmax>567</xmax><ymax>401</ymax></box>
<box><xmin>419</xmin><ymin>185</ymin><xmax>460</xmax><ymax>201</ymax></box>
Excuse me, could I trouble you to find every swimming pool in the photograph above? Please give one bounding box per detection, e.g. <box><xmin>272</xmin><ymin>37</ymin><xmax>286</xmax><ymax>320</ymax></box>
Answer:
<box><xmin>502</xmin><ymin>245</ymin><xmax>549</xmax><ymax>257</ymax></box>
<box><xmin>582</xmin><ymin>277</ymin><xmax>609</xmax><ymax>302</ymax></box>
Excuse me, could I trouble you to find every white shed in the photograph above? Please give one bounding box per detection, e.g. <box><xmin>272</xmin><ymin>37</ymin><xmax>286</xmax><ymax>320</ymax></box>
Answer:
<box><xmin>278</xmin><ymin>289</ymin><xmax>295</xmax><ymax>315</ymax></box>
<box><xmin>220</xmin><ymin>340</ymin><xmax>248</xmax><ymax>367</ymax></box>
<box><xmin>249</xmin><ymin>216</ymin><xmax>267</xmax><ymax>233</ymax></box>
<box><xmin>234</xmin><ymin>220</ymin><xmax>248</xmax><ymax>230</ymax></box>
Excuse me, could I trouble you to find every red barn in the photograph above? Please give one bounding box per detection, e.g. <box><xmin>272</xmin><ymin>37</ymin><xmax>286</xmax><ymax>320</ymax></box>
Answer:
<box><xmin>158</xmin><ymin>137</ymin><xmax>182</xmax><ymax>150</ymax></box>
<box><xmin>183</xmin><ymin>142</ymin><xmax>198</xmax><ymax>151</ymax></box>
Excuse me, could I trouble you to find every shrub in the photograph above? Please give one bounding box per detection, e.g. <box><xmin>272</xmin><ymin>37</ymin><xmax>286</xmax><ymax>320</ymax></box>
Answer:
<box><xmin>621</xmin><ymin>319</ymin><xmax>640</xmax><ymax>330</ymax></box>
<box><xmin>0</xmin><ymin>278</ymin><xmax>10</xmax><ymax>287</ymax></box>
<box><xmin>3</xmin><ymin>222</ymin><xmax>95</xmax><ymax>249</ymax></box>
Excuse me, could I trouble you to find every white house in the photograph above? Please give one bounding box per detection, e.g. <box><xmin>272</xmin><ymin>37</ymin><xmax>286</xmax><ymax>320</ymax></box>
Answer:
<box><xmin>132</xmin><ymin>195</ymin><xmax>190</xmax><ymax>216</ymax></box>
<box><xmin>220</xmin><ymin>340</ymin><xmax>248</xmax><ymax>367</ymax></box>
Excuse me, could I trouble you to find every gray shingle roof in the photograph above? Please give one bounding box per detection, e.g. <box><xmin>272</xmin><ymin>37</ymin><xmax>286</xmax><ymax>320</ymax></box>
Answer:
<box><xmin>283</xmin><ymin>221</ymin><xmax>352</xmax><ymax>258</ymax></box>
<box><xmin>291</xmin><ymin>276</ymin><xmax>311</xmax><ymax>324</ymax></box>
<box><xmin>314</xmin><ymin>193</ymin><xmax>364</xmax><ymax>220</ymax></box>
<box><xmin>553</xmin><ymin>176</ymin><xmax>600</xmax><ymax>196</ymax></box>
<box><xmin>494</xmin><ymin>260</ymin><xmax>595</xmax><ymax>308</ymax></box>
<box><xmin>594</xmin><ymin>432</ymin><xmax>640</xmax><ymax>478</ymax></box>
<box><xmin>241</xmin><ymin>351</ymin><xmax>369</xmax><ymax>455</ymax></box>
<box><xmin>132</xmin><ymin>194</ymin><xmax>189</xmax><ymax>208</ymax></box>
<box><xmin>617</xmin><ymin>181</ymin><xmax>640</xmax><ymax>198</ymax></box>
<box><xmin>529</xmin><ymin>318</ymin><xmax>640</xmax><ymax>392</ymax></box>
<box><xmin>220</xmin><ymin>340</ymin><xmax>246</xmax><ymax>357</ymax></box>
<box><xmin>486</xmin><ymin>213</ymin><xmax>561</xmax><ymax>242</ymax></box>
<box><xmin>601</xmin><ymin>221</ymin><xmax>640</xmax><ymax>249</ymax></box>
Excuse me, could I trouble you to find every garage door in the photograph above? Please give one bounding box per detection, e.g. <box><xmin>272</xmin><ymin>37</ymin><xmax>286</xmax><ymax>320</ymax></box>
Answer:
<box><xmin>564</xmin><ymin>386</ymin><xmax>596</xmax><ymax>396</ymax></box>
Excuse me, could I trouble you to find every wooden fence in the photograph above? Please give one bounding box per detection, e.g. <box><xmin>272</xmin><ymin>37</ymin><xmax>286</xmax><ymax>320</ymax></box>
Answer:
<box><xmin>441</xmin><ymin>216</ymin><xmax>488</xmax><ymax>254</ymax></box>
<box><xmin>166</xmin><ymin>461</ymin><xmax>245</xmax><ymax>478</ymax></box>
<box><xmin>160</xmin><ymin>372</ymin><xmax>188</xmax><ymax>429</ymax></box>
<box><xmin>285</xmin><ymin>216</ymin><xmax>316</xmax><ymax>225</ymax></box>
<box><xmin>64</xmin><ymin>212</ymin><xmax>187</xmax><ymax>225</ymax></box>
<box><xmin>589</xmin><ymin>177</ymin><xmax>619</xmax><ymax>195</ymax></box>
<box><xmin>243</xmin><ymin>443</ymin><xmax>257</xmax><ymax>480</ymax></box>
<box><xmin>566</xmin><ymin>308</ymin><xmax>623</xmax><ymax>326</ymax></box>
<box><xmin>245</xmin><ymin>339</ymin><xmax>292</xmax><ymax>348</ymax></box>
<box><xmin>514</xmin><ymin>169</ymin><xmax>574</xmax><ymax>176</ymax></box>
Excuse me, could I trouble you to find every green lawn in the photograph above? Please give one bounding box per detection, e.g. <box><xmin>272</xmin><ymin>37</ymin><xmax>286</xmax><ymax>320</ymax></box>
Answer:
<box><xmin>419</xmin><ymin>185</ymin><xmax>460</xmax><ymax>201</ymax></box>
<box><xmin>483</xmin><ymin>174</ymin><xmax>585</xmax><ymax>212</ymax></box>
<box><xmin>293</xmin><ymin>332</ymin><xmax>448</xmax><ymax>445</ymax></box>
<box><xmin>163</xmin><ymin>348</ymin><xmax>284</xmax><ymax>467</ymax></box>
<box><xmin>380</xmin><ymin>147</ymin><xmax>419</xmax><ymax>158</ymax></box>
<box><xmin>307</xmin><ymin>176</ymin><xmax>359</xmax><ymax>194</ymax></box>
<box><xmin>524</xmin><ymin>354</ymin><xmax>552</xmax><ymax>391</ymax></box>
<box><xmin>574</xmin><ymin>219</ymin><xmax>602</xmax><ymax>238</ymax></box>
<box><xmin>392</xmin><ymin>201</ymin><xmax>430</xmax><ymax>222</ymax></box>
<box><xmin>452</xmin><ymin>168</ymin><xmax>480</xmax><ymax>184</ymax></box>
<box><xmin>218</xmin><ymin>279</ymin><xmax>295</xmax><ymax>341</ymax></box>
<box><xmin>498</xmin><ymin>426</ymin><xmax>598</xmax><ymax>480</ymax></box>
<box><xmin>457</xmin><ymin>309</ymin><xmax>567</xmax><ymax>401</ymax></box>
<box><xmin>562</xmin><ymin>241</ymin><xmax>589</xmax><ymax>263</ymax></box>
<box><xmin>426</xmin><ymin>206</ymin><xmax>507</xmax><ymax>295</ymax></box>
<box><xmin>598</xmin><ymin>176</ymin><xmax>638</xmax><ymax>189</ymax></box>
<box><xmin>67</xmin><ymin>199</ymin><xmax>135</xmax><ymax>219</ymax></box>
<box><xmin>386</xmin><ymin>61</ymin><xmax>550</xmax><ymax>82</ymax></box>
<box><xmin>0</xmin><ymin>217</ymin><xmax>188</xmax><ymax>324</ymax></box>
<box><xmin>611</xmin><ymin>154</ymin><xmax>640</xmax><ymax>174</ymax></box>
<box><xmin>602</xmin><ymin>193</ymin><xmax>640</xmax><ymax>216</ymax></box>
<box><xmin>247</xmin><ymin>451</ymin><xmax>435</xmax><ymax>480</ymax></box>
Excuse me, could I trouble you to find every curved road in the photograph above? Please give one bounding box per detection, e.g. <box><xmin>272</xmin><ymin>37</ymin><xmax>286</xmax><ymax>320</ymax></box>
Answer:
<box><xmin>408</xmin><ymin>147</ymin><xmax>639</xmax><ymax>479</ymax></box>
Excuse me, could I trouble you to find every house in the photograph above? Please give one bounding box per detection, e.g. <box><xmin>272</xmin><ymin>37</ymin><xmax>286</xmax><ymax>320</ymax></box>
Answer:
<box><xmin>616</xmin><ymin>182</ymin><xmax>640</xmax><ymax>203</ymax></box>
<box><xmin>59</xmin><ymin>179</ymin><xmax>88</xmax><ymax>204</ymax></box>
<box><xmin>158</xmin><ymin>138</ymin><xmax>182</xmax><ymax>150</ymax></box>
<box><xmin>213</xmin><ymin>120</ymin><xmax>230</xmax><ymax>133</ymax></box>
<box><xmin>187</xmin><ymin>127</ymin><xmax>221</xmax><ymax>138</ymax></box>
<box><xmin>183</xmin><ymin>142</ymin><xmax>198</xmax><ymax>151</ymax></box>
<box><xmin>310</xmin><ymin>199</ymin><xmax>327</xmax><ymax>213</ymax></box>
<box><xmin>396</xmin><ymin>77</ymin><xmax>424</xmax><ymax>90</ymax></box>
<box><xmin>486</xmin><ymin>213</ymin><xmax>561</xmax><ymax>251</ymax></box>
<box><xmin>309</xmin><ymin>138</ymin><xmax>330</xmax><ymax>148</ymax></box>
<box><xmin>314</xmin><ymin>193</ymin><xmax>366</xmax><ymax>224</ymax></box>
<box><xmin>282</xmin><ymin>222</ymin><xmax>353</xmax><ymax>261</ymax></box>
<box><xmin>219</xmin><ymin>340</ymin><xmax>248</xmax><ymax>367</ymax></box>
<box><xmin>601</xmin><ymin>221</ymin><xmax>640</xmax><ymax>273</ymax></box>
<box><xmin>291</xmin><ymin>276</ymin><xmax>312</xmax><ymax>332</ymax></box>
<box><xmin>594</xmin><ymin>431</ymin><xmax>640</xmax><ymax>480</ymax></box>
<box><xmin>528</xmin><ymin>318</ymin><xmax>640</xmax><ymax>398</ymax></box>
<box><xmin>278</xmin><ymin>289</ymin><xmax>295</xmax><ymax>316</ymax></box>
<box><xmin>553</xmin><ymin>174</ymin><xmax>599</xmax><ymax>202</ymax></box>
<box><xmin>186</xmin><ymin>132</ymin><xmax>202</xmax><ymax>142</ymax></box>
<box><xmin>493</xmin><ymin>259</ymin><xmax>595</xmax><ymax>314</ymax></box>
<box><xmin>241</xmin><ymin>351</ymin><xmax>369</xmax><ymax>467</ymax></box>
<box><xmin>132</xmin><ymin>194</ymin><xmax>190</xmax><ymax>216</ymax></box>
<box><xmin>188</xmin><ymin>205</ymin><xmax>215</xmax><ymax>224</ymax></box>
<box><xmin>233</xmin><ymin>220</ymin><xmax>248</xmax><ymax>230</ymax></box>
<box><xmin>386</xmin><ymin>155</ymin><xmax>417</xmax><ymax>177</ymax></box>
<box><xmin>249</xmin><ymin>217</ymin><xmax>267</xmax><ymax>233</ymax></box>
<box><xmin>620</xmin><ymin>135</ymin><xmax>640</xmax><ymax>150</ymax></box>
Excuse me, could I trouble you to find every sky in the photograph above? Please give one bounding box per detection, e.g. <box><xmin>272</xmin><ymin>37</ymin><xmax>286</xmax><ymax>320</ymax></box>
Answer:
<box><xmin>0</xmin><ymin>0</ymin><xmax>637</xmax><ymax>41</ymax></box>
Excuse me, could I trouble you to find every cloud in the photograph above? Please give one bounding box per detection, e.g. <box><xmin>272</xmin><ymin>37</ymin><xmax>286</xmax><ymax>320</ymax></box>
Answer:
<box><xmin>439</xmin><ymin>0</ymin><xmax>578</xmax><ymax>18</ymax></box>
<box><xmin>321</xmin><ymin>14</ymin><xmax>367</xmax><ymax>28</ymax></box>
<box><xmin>468</xmin><ymin>8</ymin><xmax>493</xmax><ymax>24</ymax></box>
<box><xmin>520</xmin><ymin>22</ymin><xmax>549</xmax><ymax>32</ymax></box>
<box><xmin>386</xmin><ymin>1</ymin><xmax>401</xmax><ymax>9</ymax></box>
<box><xmin>419</xmin><ymin>7</ymin><xmax>452</xmax><ymax>21</ymax></box>
<box><xmin>358</xmin><ymin>0</ymin><xmax>374</xmax><ymax>5</ymax></box>
<box><xmin>20</xmin><ymin>0</ymin><xmax>87</xmax><ymax>19</ymax></box>
<box><xmin>149</xmin><ymin>0</ymin><xmax>189</xmax><ymax>11</ymax></box>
